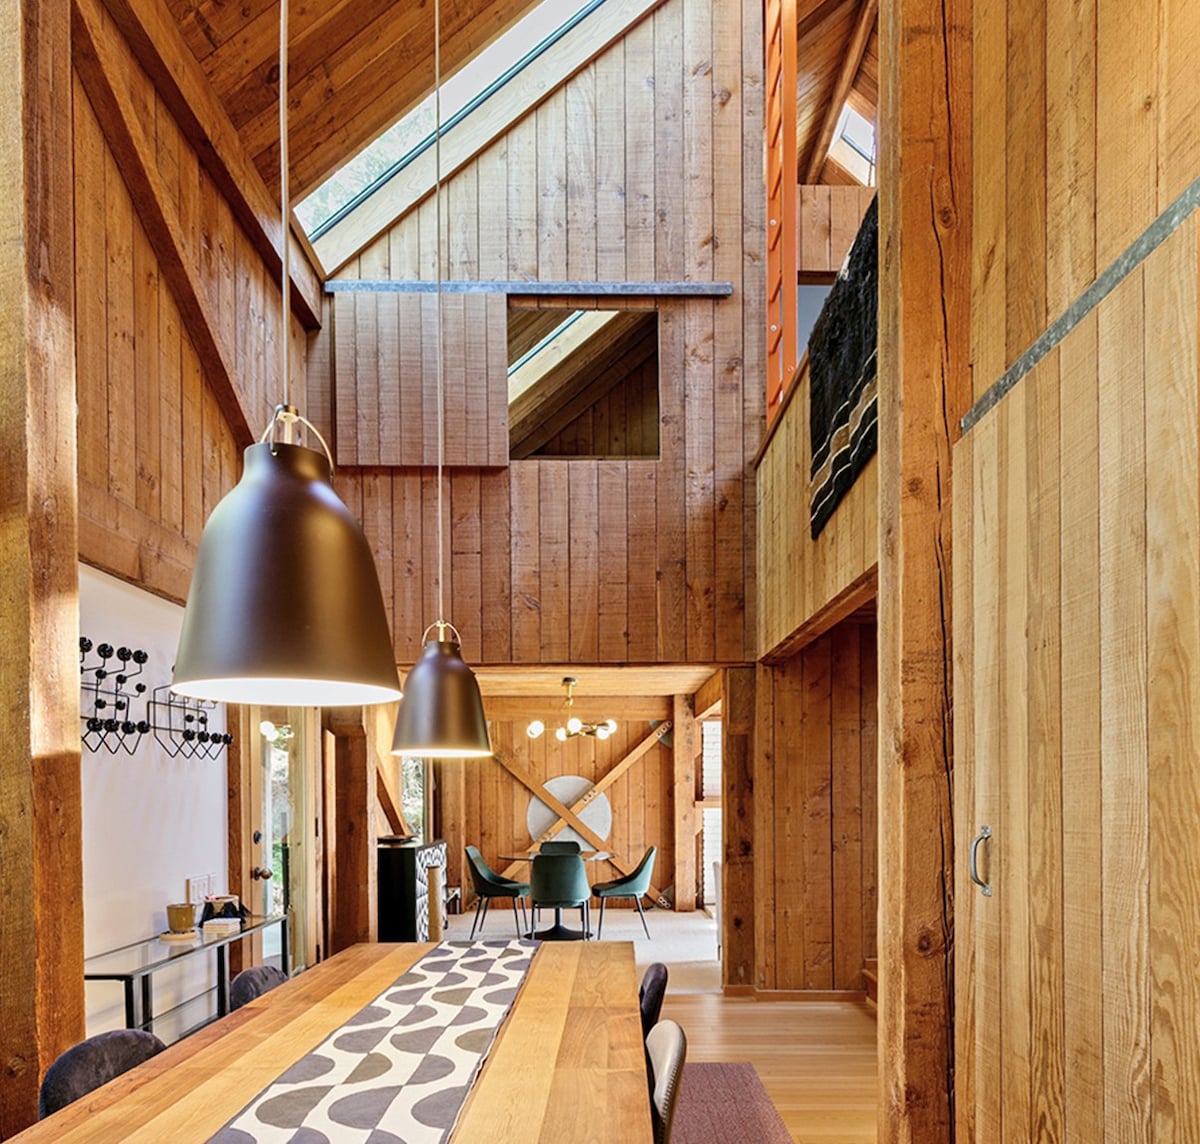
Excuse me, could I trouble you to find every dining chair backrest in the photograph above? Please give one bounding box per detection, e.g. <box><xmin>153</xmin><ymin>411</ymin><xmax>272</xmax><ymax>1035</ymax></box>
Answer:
<box><xmin>530</xmin><ymin>853</ymin><xmax>589</xmax><ymax>905</ymax></box>
<box><xmin>639</xmin><ymin>962</ymin><xmax>669</xmax><ymax>1039</ymax></box>
<box><xmin>539</xmin><ymin>840</ymin><xmax>582</xmax><ymax>854</ymax></box>
<box><xmin>625</xmin><ymin>845</ymin><xmax>657</xmax><ymax>894</ymax></box>
<box><xmin>465</xmin><ymin>845</ymin><xmax>504</xmax><ymax>893</ymax></box>
<box><xmin>230</xmin><ymin>964</ymin><xmax>289</xmax><ymax>1010</ymax></box>
<box><xmin>646</xmin><ymin>1019</ymin><xmax>687</xmax><ymax>1144</ymax></box>
<box><xmin>38</xmin><ymin>1029</ymin><xmax>166</xmax><ymax>1119</ymax></box>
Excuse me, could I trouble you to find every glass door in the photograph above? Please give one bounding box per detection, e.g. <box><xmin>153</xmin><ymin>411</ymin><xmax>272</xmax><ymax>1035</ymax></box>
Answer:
<box><xmin>251</xmin><ymin>707</ymin><xmax>320</xmax><ymax>973</ymax></box>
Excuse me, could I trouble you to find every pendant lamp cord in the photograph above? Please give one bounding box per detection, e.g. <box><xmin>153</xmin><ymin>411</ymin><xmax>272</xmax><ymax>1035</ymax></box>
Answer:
<box><xmin>434</xmin><ymin>0</ymin><xmax>447</xmax><ymax>634</ymax></box>
<box><xmin>279</xmin><ymin>0</ymin><xmax>293</xmax><ymax>436</ymax></box>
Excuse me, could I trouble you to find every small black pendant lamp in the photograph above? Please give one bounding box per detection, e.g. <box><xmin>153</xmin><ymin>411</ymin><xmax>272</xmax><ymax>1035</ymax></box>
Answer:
<box><xmin>172</xmin><ymin>0</ymin><xmax>401</xmax><ymax>709</ymax></box>
<box><xmin>391</xmin><ymin>0</ymin><xmax>491</xmax><ymax>760</ymax></box>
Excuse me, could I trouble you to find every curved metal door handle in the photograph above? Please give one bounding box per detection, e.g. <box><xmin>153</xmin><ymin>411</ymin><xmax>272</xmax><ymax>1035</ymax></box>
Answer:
<box><xmin>969</xmin><ymin>825</ymin><xmax>992</xmax><ymax>897</ymax></box>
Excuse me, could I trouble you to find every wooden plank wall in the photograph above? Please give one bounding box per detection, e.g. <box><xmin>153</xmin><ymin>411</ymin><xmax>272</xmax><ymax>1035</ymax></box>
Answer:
<box><xmin>956</xmin><ymin>1</ymin><xmax>1200</xmax><ymax>1138</ymax></box>
<box><xmin>72</xmin><ymin>19</ymin><xmax>307</xmax><ymax>604</ymax></box>
<box><xmin>332</xmin><ymin>291</ymin><xmax>509</xmax><ymax>468</ymax></box>
<box><xmin>956</xmin><ymin>219</ymin><xmax>1200</xmax><ymax>1142</ymax></box>
<box><xmin>530</xmin><ymin>354</ymin><xmax>659</xmax><ymax>458</ymax></box>
<box><xmin>756</xmin><ymin>355</ymin><xmax>878</xmax><ymax>657</ymax></box>
<box><xmin>797</xmin><ymin>184</ymin><xmax>874</xmax><ymax>275</ymax></box>
<box><xmin>971</xmin><ymin>0</ymin><xmax>1200</xmax><ymax>400</ymax></box>
<box><xmin>754</xmin><ymin>619</ymin><xmax>877</xmax><ymax>993</ymax></box>
<box><xmin>320</xmin><ymin>0</ymin><xmax>764</xmax><ymax>669</ymax></box>
<box><xmin>441</xmin><ymin>697</ymin><xmax>674</xmax><ymax>910</ymax></box>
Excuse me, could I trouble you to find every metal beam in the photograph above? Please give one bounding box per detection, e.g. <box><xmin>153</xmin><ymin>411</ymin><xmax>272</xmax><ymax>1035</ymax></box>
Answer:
<box><xmin>326</xmin><ymin>279</ymin><xmax>734</xmax><ymax>296</ymax></box>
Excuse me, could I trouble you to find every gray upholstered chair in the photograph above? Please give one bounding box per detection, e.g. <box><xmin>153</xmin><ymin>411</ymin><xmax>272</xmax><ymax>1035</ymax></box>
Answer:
<box><xmin>465</xmin><ymin>845</ymin><xmax>530</xmax><ymax>939</ymax></box>
<box><xmin>592</xmin><ymin>845</ymin><xmax>657</xmax><ymax>939</ymax></box>
<box><xmin>646</xmin><ymin>1019</ymin><xmax>687</xmax><ymax>1144</ymax></box>
<box><xmin>639</xmin><ymin>961</ymin><xmax>669</xmax><ymax>1039</ymax></box>
<box><xmin>38</xmin><ymin>1029</ymin><xmax>166</xmax><ymax>1119</ymax></box>
<box><xmin>230</xmin><ymin>964</ymin><xmax>289</xmax><ymax>1010</ymax></box>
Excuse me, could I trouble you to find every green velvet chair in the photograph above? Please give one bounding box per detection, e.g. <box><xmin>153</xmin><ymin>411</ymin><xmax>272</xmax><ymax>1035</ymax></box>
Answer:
<box><xmin>530</xmin><ymin>852</ymin><xmax>591</xmax><ymax>940</ymax></box>
<box><xmin>464</xmin><ymin>845</ymin><xmax>530</xmax><ymax>939</ymax></box>
<box><xmin>538</xmin><ymin>839</ymin><xmax>582</xmax><ymax>854</ymax></box>
<box><xmin>592</xmin><ymin>845</ymin><xmax>657</xmax><ymax>939</ymax></box>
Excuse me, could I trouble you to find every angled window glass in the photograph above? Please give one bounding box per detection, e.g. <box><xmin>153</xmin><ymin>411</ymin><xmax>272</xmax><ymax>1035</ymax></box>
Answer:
<box><xmin>508</xmin><ymin>307</ymin><xmax>660</xmax><ymax>460</ymax></box>
<box><xmin>296</xmin><ymin>0</ymin><xmax>598</xmax><ymax>237</ymax></box>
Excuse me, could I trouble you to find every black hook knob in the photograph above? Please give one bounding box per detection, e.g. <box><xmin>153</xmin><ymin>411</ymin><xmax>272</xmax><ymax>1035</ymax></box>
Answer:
<box><xmin>80</xmin><ymin>637</ymin><xmax>93</xmax><ymax>653</ymax></box>
<box><xmin>98</xmin><ymin>644</ymin><xmax>113</xmax><ymax>659</ymax></box>
<box><xmin>132</xmin><ymin>649</ymin><xmax>148</xmax><ymax>665</ymax></box>
<box><xmin>117</xmin><ymin>647</ymin><xmax>132</xmax><ymax>662</ymax></box>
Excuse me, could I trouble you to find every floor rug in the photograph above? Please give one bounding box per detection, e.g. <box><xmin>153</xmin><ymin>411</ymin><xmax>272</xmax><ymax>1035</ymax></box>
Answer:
<box><xmin>674</xmin><ymin>1061</ymin><xmax>792</xmax><ymax>1144</ymax></box>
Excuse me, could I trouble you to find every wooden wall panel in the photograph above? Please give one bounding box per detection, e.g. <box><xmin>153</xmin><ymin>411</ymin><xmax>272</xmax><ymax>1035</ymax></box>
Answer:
<box><xmin>797</xmin><ymin>184</ymin><xmax>874</xmax><ymax>275</ymax></box>
<box><xmin>955</xmin><ymin>220</ymin><xmax>1200</xmax><ymax>1141</ymax></box>
<box><xmin>325</xmin><ymin>0</ymin><xmax>763</xmax><ymax>667</ymax></box>
<box><xmin>754</xmin><ymin>620</ymin><xmax>878</xmax><ymax>994</ymax></box>
<box><xmin>972</xmin><ymin>0</ymin><xmax>1200</xmax><ymax>399</ymax></box>
<box><xmin>441</xmin><ymin>698</ymin><xmax>674</xmax><ymax>914</ymax></box>
<box><xmin>756</xmin><ymin>356</ymin><xmax>878</xmax><ymax>658</ymax></box>
<box><xmin>72</xmin><ymin>31</ymin><xmax>307</xmax><ymax>604</ymax></box>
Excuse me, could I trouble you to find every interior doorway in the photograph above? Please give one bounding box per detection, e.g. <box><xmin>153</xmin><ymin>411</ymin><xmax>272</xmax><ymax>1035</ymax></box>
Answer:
<box><xmin>248</xmin><ymin>707</ymin><xmax>321</xmax><ymax>974</ymax></box>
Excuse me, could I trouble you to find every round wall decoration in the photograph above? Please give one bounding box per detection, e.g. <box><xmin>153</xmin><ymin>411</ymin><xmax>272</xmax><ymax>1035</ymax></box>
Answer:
<box><xmin>525</xmin><ymin>774</ymin><xmax>613</xmax><ymax>847</ymax></box>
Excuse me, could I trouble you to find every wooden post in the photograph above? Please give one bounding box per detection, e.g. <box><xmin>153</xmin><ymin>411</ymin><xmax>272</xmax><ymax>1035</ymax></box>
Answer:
<box><xmin>722</xmin><ymin>667</ymin><xmax>755</xmax><ymax>989</ymax></box>
<box><xmin>877</xmin><ymin>0</ymin><xmax>971</xmax><ymax>1137</ymax></box>
<box><xmin>672</xmin><ymin>694</ymin><xmax>698</xmax><ymax>911</ymax></box>
<box><xmin>326</xmin><ymin>718</ymin><xmax>375</xmax><ymax>953</ymax></box>
<box><xmin>0</xmin><ymin>0</ymin><xmax>82</xmax><ymax>1133</ymax></box>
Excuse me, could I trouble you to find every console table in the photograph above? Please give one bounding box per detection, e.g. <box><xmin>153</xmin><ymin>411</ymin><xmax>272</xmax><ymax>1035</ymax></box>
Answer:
<box><xmin>83</xmin><ymin>914</ymin><xmax>287</xmax><ymax>1035</ymax></box>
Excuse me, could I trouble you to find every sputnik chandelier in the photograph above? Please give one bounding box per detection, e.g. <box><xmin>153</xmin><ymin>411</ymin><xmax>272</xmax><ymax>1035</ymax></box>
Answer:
<box><xmin>527</xmin><ymin>677</ymin><xmax>618</xmax><ymax>742</ymax></box>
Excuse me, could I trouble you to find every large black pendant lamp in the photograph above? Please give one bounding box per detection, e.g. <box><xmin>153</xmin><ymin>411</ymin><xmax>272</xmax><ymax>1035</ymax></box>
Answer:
<box><xmin>172</xmin><ymin>0</ymin><xmax>401</xmax><ymax>709</ymax></box>
<box><xmin>391</xmin><ymin>0</ymin><xmax>491</xmax><ymax>760</ymax></box>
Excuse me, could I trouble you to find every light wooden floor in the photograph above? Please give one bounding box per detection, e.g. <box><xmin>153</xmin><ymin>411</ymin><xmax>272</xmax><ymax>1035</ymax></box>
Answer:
<box><xmin>660</xmin><ymin>993</ymin><xmax>878</xmax><ymax>1144</ymax></box>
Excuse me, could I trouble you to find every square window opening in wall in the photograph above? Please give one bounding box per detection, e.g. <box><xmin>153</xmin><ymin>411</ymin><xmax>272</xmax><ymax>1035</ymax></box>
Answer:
<box><xmin>507</xmin><ymin>307</ymin><xmax>660</xmax><ymax>460</ymax></box>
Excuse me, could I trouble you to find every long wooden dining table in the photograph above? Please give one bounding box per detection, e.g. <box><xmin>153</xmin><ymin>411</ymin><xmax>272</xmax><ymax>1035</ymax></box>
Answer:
<box><xmin>11</xmin><ymin>940</ymin><xmax>653</xmax><ymax>1143</ymax></box>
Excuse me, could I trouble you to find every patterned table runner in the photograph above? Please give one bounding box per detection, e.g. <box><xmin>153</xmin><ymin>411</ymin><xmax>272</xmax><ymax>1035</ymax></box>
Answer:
<box><xmin>209</xmin><ymin>939</ymin><xmax>536</xmax><ymax>1144</ymax></box>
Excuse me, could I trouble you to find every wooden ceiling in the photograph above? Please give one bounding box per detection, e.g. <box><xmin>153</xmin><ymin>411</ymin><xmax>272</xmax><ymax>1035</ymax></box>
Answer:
<box><xmin>156</xmin><ymin>0</ymin><xmax>876</xmax><ymax>230</ymax></box>
<box><xmin>795</xmin><ymin>0</ymin><xmax>879</xmax><ymax>185</ymax></box>
<box><xmin>162</xmin><ymin>0</ymin><xmax>543</xmax><ymax>201</ymax></box>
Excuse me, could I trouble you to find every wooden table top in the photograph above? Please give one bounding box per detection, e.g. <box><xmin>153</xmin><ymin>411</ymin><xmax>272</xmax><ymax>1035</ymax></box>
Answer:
<box><xmin>12</xmin><ymin>941</ymin><xmax>652</xmax><ymax>1144</ymax></box>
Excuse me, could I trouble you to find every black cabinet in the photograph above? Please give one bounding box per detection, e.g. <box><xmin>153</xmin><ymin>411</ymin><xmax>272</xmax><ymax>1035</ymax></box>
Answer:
<box><xmin>377</xmin><ymin>837</ymin><xmax>447</xmax><ymax>942</ymax></box>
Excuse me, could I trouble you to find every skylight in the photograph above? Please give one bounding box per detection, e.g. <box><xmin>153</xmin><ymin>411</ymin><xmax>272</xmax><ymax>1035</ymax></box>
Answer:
<box><xmin>828</xmin><ymin>104</ymin><xmax>877</xmax><ymax>186</ymax></box>
<box><xmin>296</xmin><ymin>0</ymin><xmax>599</xmax><ymax>238</ymax></box>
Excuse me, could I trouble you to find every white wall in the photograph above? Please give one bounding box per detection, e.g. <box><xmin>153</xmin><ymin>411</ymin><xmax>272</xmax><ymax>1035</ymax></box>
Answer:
<box><xmin>79</xmin><ymin>564</ymin><xmax>228</xmax><ymax>1040</ymax></box>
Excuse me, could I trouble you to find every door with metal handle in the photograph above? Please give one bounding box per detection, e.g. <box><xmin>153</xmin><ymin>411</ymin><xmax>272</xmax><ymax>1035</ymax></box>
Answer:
<box><xmin>969</xmin><ymin>825</ymin><xmax>992</xmax><ymax>896</ymax></box>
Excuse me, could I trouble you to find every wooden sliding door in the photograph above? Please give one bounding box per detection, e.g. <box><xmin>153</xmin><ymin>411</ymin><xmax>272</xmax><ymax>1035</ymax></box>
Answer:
<box><xmin>954</xmin><ymin>219</ymin><xmax>1200</xmax><ymax>1139</ymax></box>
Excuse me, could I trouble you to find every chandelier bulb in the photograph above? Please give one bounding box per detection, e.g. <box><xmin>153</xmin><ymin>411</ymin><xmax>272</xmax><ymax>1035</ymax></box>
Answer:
<box><xmin>555</xmin><ymin>726</ymin><xmax>568</xmax><ymax>742</ymax></box>
<box><xmin>527</xmin><ymin>720</ymin><xmax>545</xmax><ymax>740</ymax></box>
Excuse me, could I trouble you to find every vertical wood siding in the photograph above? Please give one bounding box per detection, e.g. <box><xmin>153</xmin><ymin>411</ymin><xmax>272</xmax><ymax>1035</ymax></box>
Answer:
<box><xmin>324</xmin><ymin>0</ymin><xmax>764</xmax><ymax>668</ymax></box>
<box><xmin>956</xmin><ymin>216</ymin><xmax>1200</xmax><ymax>1141</ymax></box>
<box><xmin>753</xmin><ymin>620</ymin><xmax>878</xmax><ymax>993</ymax></box>
<box><xmin>756</xmin><ymin>356</ymin><xmax>878</xmax><ymax>657</ymax></box>
<box><xmin>73</xmin><ymin>38</ymin><xmax>305</xmax><ymax>603</ymax></box>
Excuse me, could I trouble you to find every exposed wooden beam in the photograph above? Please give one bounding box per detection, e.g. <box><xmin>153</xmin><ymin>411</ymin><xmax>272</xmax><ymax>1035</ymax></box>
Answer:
<box><xmin>312</xmin><ymin>0</ymin><xmax>670</xmax><ymax>274</ymax></box>
<box><xmin>0</xmin><ymin>0</ymin><xmax>84</xmax><ymax>1131</ymax></box>
<box><xmin>692</xmin><ymin>668</ymin><xmax>724</xmax><ymax>719</ymax></box>
<box><xmin>797</xmin><ymin>0</ymin><xmax>853</xmax><ymax>42</ymax></box>
<box><xmin>325</xmin><ymin>279</ymin><xmax>734</xmax><ymax>296</ymax></box>
<box><xmin>73</xmin><ymin>0</ymin><xmax>254</xmax><ymax>445</ymax></box>
<box><xmin>802</xmin><ymin>0</ymin><xmax>878</xmax><ymax>183</ymax></box>
<box><xmin>876</xmin><ymin>0</ymin><xmax>970</xmax><ymax>1133</ymax></box>
<box><xmin>492</xmin><ymin>749</ymin><xmax>672</xmax><ymax>907</ymax></box>
<box><xmin>508</xmin><ymin>311</ymin><xmax>625</xmax><ymax>402</ymax></box>
<box><xmin>99</xmin><ymin>0</ymin><xmax>324</xmax><ymax>327</ymax></box>
<box><xmin>723</xmin><ymin>667</ymin><xmax>756</xmax><ymax>990</ymax></box>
